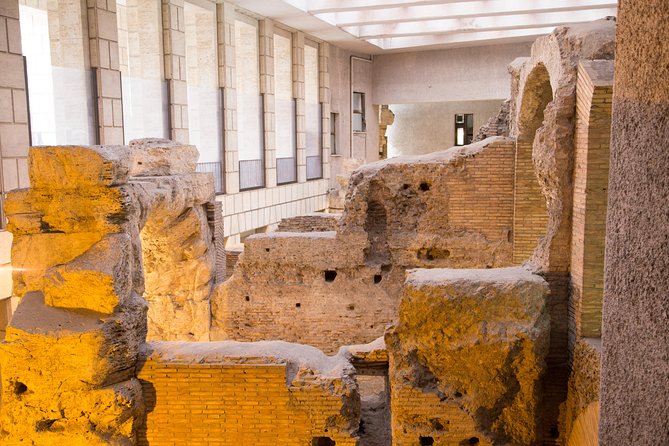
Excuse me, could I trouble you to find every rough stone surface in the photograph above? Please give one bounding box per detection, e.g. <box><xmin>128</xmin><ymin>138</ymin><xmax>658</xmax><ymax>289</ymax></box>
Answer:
<box><xmin>599</xmin><ymin>1</ymin><xmax>669</xmax><ymax>444</ymax></box>
<box><xmin>212</xmin><ymin>138</ymin><xmax>516</xmax><ymax>352</ymax></box>
<box><xmin>277</xmin><ymin>212</ymin><xmax>341</xmax><ymax>232</ymax></box>
<box><xmin>128</xmin><ymin>138</ymin><xmax>198</xmax><ymax>176</ymax></box>
<box><xmin>0</xmin><ymin>142</ymin><xmax>217</xmax><ymax>443</ymax></box>
<box><xmin>386</xmin><ymin>267</ymin><xmax>549</xmax><ymax>445</ymax></box>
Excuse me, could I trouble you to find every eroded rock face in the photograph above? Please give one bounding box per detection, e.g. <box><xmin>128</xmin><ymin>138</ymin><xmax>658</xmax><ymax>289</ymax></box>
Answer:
<box><xmin>0</xmin><ymin>142</ymin><xmax>218</xmax><ymax>443</ymax></box>
<box><xmin>386</xmin><ymin>267</ymin><xmax>550</xmax><ymax>445</ymax></box>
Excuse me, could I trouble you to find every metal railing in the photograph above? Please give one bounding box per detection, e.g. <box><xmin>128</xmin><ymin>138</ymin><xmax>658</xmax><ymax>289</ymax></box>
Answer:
<box><xmin>306</xmin><ymin>155</ymin><xmax>322</xmax><ymax>180</ymax></box>
<box><xmin>276</xmin><ymin>156</ymin><xmax>296</xmax><ymax>184</ymax></box>
<box><xmin>196</xmin><ymin>162</ymin><xmax>224</xmax><ymax>194</ymax></box>
<box><xmin>239</xmin><ymin>159</ymin><xmax>264</xmax><ymax>190</ymax></box>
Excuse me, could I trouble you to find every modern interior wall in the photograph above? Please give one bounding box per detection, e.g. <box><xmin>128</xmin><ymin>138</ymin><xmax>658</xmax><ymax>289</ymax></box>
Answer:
<box><xmin>386</xmin><ymin>99</ymin><xmax>503</xmax><ymax>157</ymax></box>
<box><xmin>372</xmin><ymin>42</ymin><xmax>532</xmax><ymax>104</ymax></box>
<box><xmin>328</xmin><ymin>45</ymin><xmax>378</xmax><ymax>188</ymax></box>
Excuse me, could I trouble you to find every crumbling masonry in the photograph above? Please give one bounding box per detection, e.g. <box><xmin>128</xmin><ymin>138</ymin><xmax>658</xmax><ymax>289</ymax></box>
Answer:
<box><xmin>0</xmin><ymin>18</ymin><xmax>618</xmax><ymax>446</ymax></box>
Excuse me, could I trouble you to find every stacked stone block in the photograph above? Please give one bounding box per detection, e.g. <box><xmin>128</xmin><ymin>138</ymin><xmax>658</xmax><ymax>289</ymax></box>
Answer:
<box><xmin>0</xmin><ymin>140</ymin><xmax>217</xmax><ymax>443</ymax></box>
<box><xmin>387</xmin><ymin>267</ymin><xmax>550</xmax><ymax>445</ymax></box>
<box><xmin>0</xmin><ymin>144</ymin><xmax>146</xmax><ymax>444</ymax></box>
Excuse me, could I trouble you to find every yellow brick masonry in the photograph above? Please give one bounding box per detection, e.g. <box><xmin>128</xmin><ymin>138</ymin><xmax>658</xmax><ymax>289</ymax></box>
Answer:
<box><xmin>136</xmin><ymin>359</ymin><xmax>357</xmax><ymax>445</ymax></box>
<box><xmin>570</xmin><ymin>61</ymin><xmax>613</xmax><ymax>340</ymax></box>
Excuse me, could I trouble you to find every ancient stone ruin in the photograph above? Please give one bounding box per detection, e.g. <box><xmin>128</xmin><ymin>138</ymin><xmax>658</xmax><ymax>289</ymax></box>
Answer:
<box><xmin>0</xmin><ymin>18</ymin><xmax>620</xmax><ymax>446</ymax></box>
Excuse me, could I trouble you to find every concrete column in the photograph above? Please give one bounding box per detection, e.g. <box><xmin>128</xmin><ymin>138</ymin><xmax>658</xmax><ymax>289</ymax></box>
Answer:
<box><xmin>319</xmin><ymin>41</ymin><xmax>330</xmax><ymax>180</ymax></box>
<box><xmin>216</xmin><ymin>1</ymin><xmax>238</xmax><ymax>194</ymax></box>
<box><xmin>162</xmin><ymin>0</ymin><xmax>188</xmax><ymax>143</ymax></box>
<box><xmin>599</xmin><ymin>0</ymin><xmax>669</xmax><ymax>443</ymax></box>
<box><xmin>293</xmin><ymin>31</ymin><xmax>305</xmax><ymax>183</ymax></box>
<box><xmin>86</xmin><ymin>0</ymin><xmax>123</xmax><ymax>144</ymax></box>
<box><xmin>259</xmin><ymin>19</ymin><xmax>275</xmax><ymax>188</ymax></box>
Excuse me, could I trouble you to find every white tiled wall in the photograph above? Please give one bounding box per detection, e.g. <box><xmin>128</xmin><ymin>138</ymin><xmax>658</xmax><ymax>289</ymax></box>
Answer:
<box><xmin>219</xmin><ymin>178</ymin><xmax>330</xmax><ymax>246</ymax></box>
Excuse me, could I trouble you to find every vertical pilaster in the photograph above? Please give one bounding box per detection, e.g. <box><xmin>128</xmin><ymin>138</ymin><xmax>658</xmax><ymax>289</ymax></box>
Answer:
<box><xmin>0</xmin><ymin>0</ymin><xmax>29</xmax><ymax>190</ymax></box>
<box><xmin>259</xmin><ymin>19</ymin><xmax>275</xmax><ymax>188</ymax></box>
<box><xmin>162</xmin><ymin>0</ymin><xmax>188</xmax><ymax>143</ymax></box>
<box><xmin>319</xmin><ymin>41</ymin><xmax>330</xmax><ymax>180</ymax></box>
<box><xmin>0</xmin><ymin>0</ymin><xmax>28</xmax><ymax>308</ymax></box>
<box><xmin>217</xmin><ymin>1</ymin><xmax>238</xmax><ymax>194</ymax></box>
<box><xmin>86</xmin><ymin>0</ymin><xmax>123</xmax><ymax>144</ymax></box>
<box><xmin>293</xmin><ymin>31</ymin><xmax>305</xmax><ymax>183</ymax></box>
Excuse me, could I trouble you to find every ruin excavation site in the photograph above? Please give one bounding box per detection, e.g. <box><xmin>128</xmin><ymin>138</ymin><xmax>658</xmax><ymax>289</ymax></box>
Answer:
<box><xmin>0</xmin><ymin>0</ymin><xmax>667</xmax><ymax>445</ymax></box>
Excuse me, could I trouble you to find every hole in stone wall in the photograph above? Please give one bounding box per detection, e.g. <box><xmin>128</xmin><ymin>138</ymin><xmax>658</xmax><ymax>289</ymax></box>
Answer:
<box><xmin>454</xmin><ymin>391</ymin><xmax>463</xmax><ymax>398</ymax></box>
<box><xmin>468</xmin><ymin>437</ymin><xmax>480</xmax><ymax>445</ymax></box>
<box><xmin>295</xmin><ymin>303</ymin><xmax>301</xmax><ymax>308</ymax></box>
<box><xmin>419</xmin><ymin>182</ymin><xmax>430</xmax><ymax>191</ymax></box>
<box><xmin>373</xmin><ymin>274</ymin><xmax>382</xmax><ymax>284</ymax></box>
<box><xmin>244</xmin><ymin>296</ymin><xmax>250</xmax><ymax>302</ymax></box>
<box><xmin>265</xmin><ymin>248</ymin><xmax>270</xmax><ymax>252</ymax></box>
<box><xmin>312</xmin><ymin>437</ymin><xmax>336</xmax><ymax>446</ymax></box>
<box><xmin>419</xmin><ymin>436</ymin><xmax>434</xmax><ymax>445</ymax></box>
<box><xmin>14</xmin><ymin>382</ymin><xmax>27</xmax><ymax>395</ymax></box>
<box><xmin>347</xmin><ymin>304</ymin><xmax>355</xmax><ymax>311</ymax></box>
<box><xmin>35</xmin><ymin>419</ymin><xmax>57</xmax><ymax>432</ymax></box>
<box><xmin>550</xmin><ymin>425</ymin><xmax>559</xmax><ymax>438</ymax></box>
<box><xmin>324</xmin><ymin>270</ymin><xmax>337</xmax><ymax>282</ymax></box>
<box><xmin>402</xmin><ymin>183</ymin><xmax>410</xmax><ymax>190</ymax></box>
<box><xmin>417</xmin><ymin>248</ymin><xmax>450</xmax><ymax>261</ymax></box>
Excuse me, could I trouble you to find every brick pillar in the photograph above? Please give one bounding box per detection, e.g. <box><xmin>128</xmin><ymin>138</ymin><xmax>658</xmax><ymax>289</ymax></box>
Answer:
<box><xmin>293</xmin><ymin>31</ymin><xmax>306</xmax><ymax>183</ymax></box>
<box><xmin>259</xmin><ymin>19</ymin><xmax>276</xmax><ymax>188</ymax></box>
<box><xmin>86</xmin><ymin>0</ymin><xmax>123</xmax><ymax>144</ymax></box>
<box><xmin>319</xmin><ymin>41</ymin><xmax>331</xmax><ymax>180</ymax></box>
<box><xmin>162</xmin><ymin>0</ymin><xmax>188</xmax><ymax>143</ymax></box>
<box><xmin>216</xmin><ymin>1</ymin><xmax>238</xmax><ymax>194</ymax></box>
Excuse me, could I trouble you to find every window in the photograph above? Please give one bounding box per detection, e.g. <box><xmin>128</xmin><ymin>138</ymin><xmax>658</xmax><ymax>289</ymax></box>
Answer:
<box><xmin>305</xmin><ymin>39</ymin><xmax>322</xmax><ymax>180</ymax></box>
<box><xmin>116</xmin><ymin>0</ymin><xmax>168</xmax><ymax>143</ymax></box>
<box><xmin>235</xmin><ymin>14</ymin><xmax>264</xmax><ymax>190</ymax></box>
<box><xmin>455</xmin><ymin>113</ymin><xmax>474</xmax><ymax>146</ymax></box>
<box><xmin>274</xmin><ymin>28</ymin><xmax>296</xmax><ymax>185</ymax></box>
<box><xmin>352</xmin><ymin>92</ymin><xmax>366</xmax><ymax>132</ymax></box>
<box><xmin>330</xmin><ymin>113</ymin><xmax>338</xmax><ymax>155</ymax></box>
<box><xmin>184</xmin><ymin>1</ymin><xmax>224</xmax><ymax>193</ymax></box>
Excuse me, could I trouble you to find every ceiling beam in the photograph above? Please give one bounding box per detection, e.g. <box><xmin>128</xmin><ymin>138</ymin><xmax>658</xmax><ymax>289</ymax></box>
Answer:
<box><xmin>314</xmin><ymin>0</ymin><xmax>618</xmax><ymax>26</ymax></box>
<box><xmin>343</xmin><ymin>8</ymin><xmax>617</xmax><ymax>39</ymax></box>
<box><xmin>307</xmin><ymin>0</ymin><xmax>479</xmax><ymax>14</ymax></box>
<box><xmin>368</xmin><ymin>26</ymin><xmax>559</xmax><ymax>50</ymax></box>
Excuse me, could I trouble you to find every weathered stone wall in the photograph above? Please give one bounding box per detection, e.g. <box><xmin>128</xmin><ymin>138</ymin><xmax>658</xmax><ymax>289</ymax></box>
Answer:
<box><xmin>0</xmin><ymin>141</ymin><xmax>217</xmax><ymax>443</ymax></box>
<box><xmin>212</xmin><ymin>138</ymin><xmax>516</xmax><ymax>353</ymax></box>
<box><xmin>560</xmin><ymin>338</ymin><xmax>601</xmax><ymax>446</ymax></box>
<box><xmin>599</xmin><ymin>1</ymin><xmax>669</xmax><ymax>443</ymax></box>
<box><xmin>136</xmin><ymin>341</ymin><xmax>359</xmax><ymax>446</ymax></box>
<box><xmin>473</xmin><ymin>99</ymin><xmax>510</xmax><ymax>142</ymax></box>
<box><xmin>509</xmin><ymin>18</ymin><xmax>616</xmax><ymax>272</ymax></box>
<box><xmin>277</xmin><ymin>212</ymin><xmax>341</xmax><ymax>232</ymax></box>
<box><xmin>387</xmin><ymin>267</ymin><xmax>550</xmax><ymax>445</ymax></box>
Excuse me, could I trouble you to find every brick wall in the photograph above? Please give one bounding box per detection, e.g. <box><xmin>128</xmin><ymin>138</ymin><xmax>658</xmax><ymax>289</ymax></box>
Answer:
<box><xmin>570</xmin><ymin>61</ymin><xmax>613</xmax><ymax>341</ymax></box>
<box><xmin>136</xmin><ymin>344</ymin><xmax>358</xmax><ymax>446</ymax></box>
<box><xmin>213</xmin><ymin>139</ymin><xmax>517</xmax><ymax>353</ymax></box>
<box><xmin>513</xmin><ymin>139</ymin><xmax>549</xmax><ymax>263</ymax></box>
<box><xmin>277</xmin><ymin>212</ymin><xmax>340</xmax><ymax>232</ymax></box>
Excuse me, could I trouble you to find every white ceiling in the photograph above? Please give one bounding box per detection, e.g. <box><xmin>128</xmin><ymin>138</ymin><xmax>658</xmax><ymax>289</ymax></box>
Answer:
<box><xmin>226</xmin><ymin>0</ymin><xmax>618</xmax><ymax>54</ymax></box>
